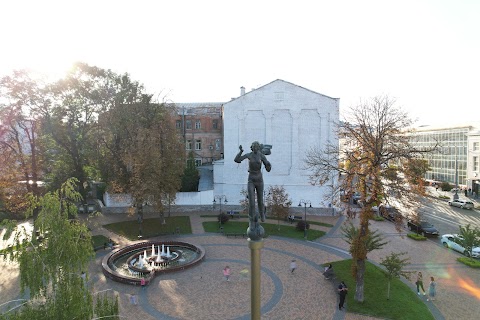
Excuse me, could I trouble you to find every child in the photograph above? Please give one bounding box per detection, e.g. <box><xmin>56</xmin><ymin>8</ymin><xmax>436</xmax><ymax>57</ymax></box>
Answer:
<box><xmin>223</xmin><ymin>266</ymin><xmax>231</xmax><ymax>281</ymax></box>
<box><xmin>290</xmin><ymin>259</ymin><xmax>297</xmax><ymax>274</ymax></box>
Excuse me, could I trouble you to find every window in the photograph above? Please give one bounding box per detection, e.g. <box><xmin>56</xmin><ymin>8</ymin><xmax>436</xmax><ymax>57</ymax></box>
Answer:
<box><xmin>186</xmin><ymin>120</ymin><xmax>192</xmax><ymax>130</ymax></box>
<box><xmin>195</xmin><ymin>159</ymin><xmax>202</xmax><ymax>167</ymax></box>
<box><xmin>176</xmin><ymin>120</ymin><xmax>182</xmax><ymax>129</ymax></box>
<box><xmin>195</xmin><ymin>120</ymin><xmax>201</xmax><ymax>129</ymax></box>
<box><xmin>215</xmin><ymin>139</ymin><xmax>221</xmax><ymax>151</ymax></box>
<box><xmin>212</xmin><ymin>119</ymin><xmax>218</xmax><ymax>129</ymax></box>
<box><xmin>474</xmin><ymin>156</ymin><xmax>479</xmax><ymax>172</ymax></box>
<box><xmin>474</xmin><ymin>142</ymin><xmax>479</xmax><ymax>151</ymax></box>
<box><xmin>195</xmin><ymin>140</ymin><xmax>202</xmax><ymax>150</ymax></box>
<box><xmin>186</xmin><ymin>140</ymin><xmax>192</xmax><ymax>150</ymax></box>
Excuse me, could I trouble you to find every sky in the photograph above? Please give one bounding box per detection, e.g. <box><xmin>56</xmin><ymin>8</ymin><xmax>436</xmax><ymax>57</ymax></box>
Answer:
<box><xmin>1</xmin><ymin>0</ymin><xmax>479</xmax><ymax>127</ymax></box>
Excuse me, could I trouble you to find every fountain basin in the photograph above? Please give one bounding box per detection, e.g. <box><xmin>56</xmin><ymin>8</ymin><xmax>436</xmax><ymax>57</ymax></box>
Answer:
<box><xmin>102</xmin><ymin>241</ymin><xmax>205</xmax><ymax>286</ymax></box>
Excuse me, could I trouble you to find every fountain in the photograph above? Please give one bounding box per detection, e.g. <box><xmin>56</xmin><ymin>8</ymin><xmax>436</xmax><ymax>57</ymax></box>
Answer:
<box><xmin>102</xmin><ymin>241</ymin><xmax>205</xmax><ymax>286</ymax></box>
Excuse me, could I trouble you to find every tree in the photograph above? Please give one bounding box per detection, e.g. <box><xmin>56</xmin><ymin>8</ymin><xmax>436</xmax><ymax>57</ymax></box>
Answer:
<box><xmin>458</xmin><ymin>224</ymin><xmax>480</xmax><ymax>258</ymax></box>
<box><xmin>180</xmin><ymin>152</ymin><xmax>200</xmax><ymax>192</ymax></box>
<box><xmin>379</xmin><ymin>252</ymin><xmax>413</xmax><ymax>300</ymax></box>
<box><xmin>4</xmin><ymin>178</ymin><xmax>118</xmax><ymax>319</ymax></box>
<box><xmin>304</xmin><ymin>96</ymin><xmax>435</xmax><ymax>301</ymax></box>
<box><xmin>265</xmin><ymin>185</ymin><xmax>292</xmax><ymax>230</ymax></box>
<box><xmin>97</xmin><ymin>98</ymin><xmax>185</xmax><ymax>220</ymax></box>
<box><xmin>0</xmin><ymin>70</ymin><xmax>47</xmax><ymax>217</ymax></box>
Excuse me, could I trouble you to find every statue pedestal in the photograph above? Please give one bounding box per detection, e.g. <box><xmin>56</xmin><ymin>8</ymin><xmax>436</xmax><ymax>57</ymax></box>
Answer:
<box><xmin>248</xmin><ymin>238</ymin><xmax>264</xmax><ymax>320</ymax></box>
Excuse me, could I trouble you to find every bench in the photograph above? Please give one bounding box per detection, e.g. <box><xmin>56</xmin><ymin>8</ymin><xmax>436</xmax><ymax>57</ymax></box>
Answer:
<box><xmin>228</xmin><ymin>211</ymin><xmax>241</xmax><ymax>219</ymax></box>
<box><xmin>225</xmin><ymin>233</ymin><xmax>247</xmax><ymax>238</ymax></box>
<box><xmin>287</xmin><ymin>215</ymin><xmax>303</xmax><ymax>223</ymax></box>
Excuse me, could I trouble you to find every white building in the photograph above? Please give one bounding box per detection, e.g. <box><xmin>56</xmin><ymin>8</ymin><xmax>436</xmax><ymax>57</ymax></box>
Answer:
<box><xmin>213</xmin><ymin>79</ymin><xmax>339</xmax><ymax>209</ymax></box>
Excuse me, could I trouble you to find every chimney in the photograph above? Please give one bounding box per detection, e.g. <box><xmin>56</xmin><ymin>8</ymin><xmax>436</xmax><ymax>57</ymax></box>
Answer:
<box><xmin>240</xmin><ymin>86</ymin><xmax>245</xmax><ymax>96</ymax></box>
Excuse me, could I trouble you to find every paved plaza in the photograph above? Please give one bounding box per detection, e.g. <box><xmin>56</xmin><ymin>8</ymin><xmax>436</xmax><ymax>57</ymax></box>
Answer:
<box><xmin>1</xmin><ymin>208</ymin><xmax>480</xmax><ymax>320</ymax></box>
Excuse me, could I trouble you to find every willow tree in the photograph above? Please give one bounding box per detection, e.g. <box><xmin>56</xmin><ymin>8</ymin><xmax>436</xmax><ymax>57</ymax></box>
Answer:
<box><xmin>304</xmin><ymin>96</ymin><xmax>435</xmax><ymax>301</ymax></box>
<box><xmin>4</xmin><ymin>178</ymin><xmax>118</xmax><ymax>319</ymax></box>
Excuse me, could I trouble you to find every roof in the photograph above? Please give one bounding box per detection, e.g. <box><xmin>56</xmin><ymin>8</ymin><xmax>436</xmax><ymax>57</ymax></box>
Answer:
<box><xmin>224</xmin><ymin>79</ymin><xmax>339</xmax><ymax>104</ymax></box>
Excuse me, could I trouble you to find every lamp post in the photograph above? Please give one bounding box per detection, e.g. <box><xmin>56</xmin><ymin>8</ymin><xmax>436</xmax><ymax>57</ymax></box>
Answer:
<box><xmin>298</xmin><ymin>200</ymin><xmax>311</xmax><ymax>239</ymax></box>
<box><xmin>213</xmin><ymin>195</ymin><xmax>228</xmax><ymax>214</ymax></box>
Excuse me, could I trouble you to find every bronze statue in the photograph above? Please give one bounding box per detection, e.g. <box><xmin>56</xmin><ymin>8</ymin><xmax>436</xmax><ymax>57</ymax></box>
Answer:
<box><xmin>235</xmin><ymin>141</ymin><xmax>271</xmax><ymax>240</ymax></box>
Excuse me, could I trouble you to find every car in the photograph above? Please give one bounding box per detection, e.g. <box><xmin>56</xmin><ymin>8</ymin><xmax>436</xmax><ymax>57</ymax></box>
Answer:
<box><xmin>378</xmin><ymin>205</ymin><xmax>401</xmax><ymax>221</ymax></box>
<box><xmin>407</xmin><ymin>220</ymin><xmax>439</xmax><ymax>237</ymax></box>
<box><xmin>441</xmin><ymin>234</ymin><xmax>480</xmax><ymax>258</ymax></box>
<box><xmin>447</xmin><ymin>199</ymin><xmax>474</xmax><ymax>210</ymax></box>
<box><xmin>352</xmin><ymin>192</ymin><xmax>361</xmax><ymax>204</ymax></box>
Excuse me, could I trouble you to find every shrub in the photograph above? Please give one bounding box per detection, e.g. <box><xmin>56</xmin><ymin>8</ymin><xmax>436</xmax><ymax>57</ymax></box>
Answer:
<box><xmin>296</xmin><ymin>220</ymin><xmax>310</xmax><ymax>232</ymax></box>
<box><xmin>218</xmin><ymin>212</ymin><xmax>230</xmax><ymax>224</ymax></box>
<box><xmin>372</xmin><ymin>215</ymin><xmax>384</xmax><ymax>221</ymax></box>
<box><xmin>440</xmin><ymin>181</ymin><xmax>453</xmax><ymax>191</ymax></box>
<box><xmin>407</xmin><ymin>233</ymin><xmax>427</xmax><ymax>241</ymax></box>
<box><xmin>457</xmin><ymin>257</ymin><xmax>480</xmax><ymax>268</ymax></box>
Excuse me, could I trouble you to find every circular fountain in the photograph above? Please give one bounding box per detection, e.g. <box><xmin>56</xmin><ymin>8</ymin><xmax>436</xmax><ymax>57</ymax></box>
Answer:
<box><xmin>102</xmin><ymin>241</ymin><xmax>205</xmax><ymax>285</ymax></box>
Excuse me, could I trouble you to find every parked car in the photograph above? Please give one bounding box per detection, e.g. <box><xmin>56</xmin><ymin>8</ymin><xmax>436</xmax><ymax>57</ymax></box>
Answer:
<box><xmin>378</xmin><ymin>205</ymin><xmax>401</xmax><ymax>222</ymax></box>
<box><xmin>407</xmin><ymin>220</ymin><xmax>439</xmax><ymax>237</ymax></box>
<box><xmin>352</xmin><ymin>192</ymin><xmax>361</xmax><ymax>204</ymax></box>
<box><xmin>441</xmin><ymin>234</ymin><xmax>480</xmax><ymax>258</ymax></box>
<box><xmin>448</xmin><ymin>199</ymin><xmax>474</xmax><ymax>210</ymax></box>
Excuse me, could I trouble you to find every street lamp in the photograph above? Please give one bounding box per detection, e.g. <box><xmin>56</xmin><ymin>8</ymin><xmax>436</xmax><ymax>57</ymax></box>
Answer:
<box><xmin>213</xmin><ymin>195</ymin><xmax>228</xmax><ymax>214</ymax></box>
<box><xmin>298</xmin><ymin>199</ymin><xmax>311</xmax><ymax>239</ymax></box>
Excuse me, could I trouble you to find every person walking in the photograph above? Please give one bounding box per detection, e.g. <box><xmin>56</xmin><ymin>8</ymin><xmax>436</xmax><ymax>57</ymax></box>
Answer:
<box><xmin>223</xmin><ymin>266</ymin><xmax>231</xmax><ymax>281</ymax></box>
<box><xmin>140</xmin><ymin>277</ymin><xmax>146</xmax><ymax>290</ymax></box>
<box><xmin>290</xmin><ymin>259</ymin><xmax>297</xmax><ymax>274</ymax></box>
<box><xmin>416</xmin><ymin>272</ymin><xmax>426</xmax><ymax>295</ymax></box>
<box><xmin>427</xmin><ymin>277</ymin><xmax>437</xmax><ymax>301</ymax></box>
<box><xmin>338</xmin><ymin>281</ymin><xmax>348</xmax><ymax>310</ymax></box>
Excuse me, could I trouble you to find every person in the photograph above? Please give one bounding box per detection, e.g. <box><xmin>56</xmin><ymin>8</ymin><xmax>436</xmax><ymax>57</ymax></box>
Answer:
<box><xmin>427</xmin><ymin>276</ymin><xmax>436</xmax><ymax>301</ymax></box>
<box><xmin>465</xmin><ymin>189</ymin><xmax>468</xmax><ymax>197</ymax></box>
<box><xmin>323</xmin><ymin>264</ymin><xmax>333</xmax><ymax>280</ymax></box>
<box><xmin>223</xmin><ymin>266</ymin><xmax>231</xmax><ymax>281</ymax></box>
<box><xmin>129</xmin><ymin>293</ymin><xmax>138</xmax><ymax>305</ymax></box>
<box><xmin>338</xmin><ymin>281</ymin><xmax>348</xmax><ymax>310</ymax></box>
<box><xmin>290</xmin><ymin>259</ymin><xmax>297</xmax><ymax>274</ymax></box>
<box><xmin>234</xmin><ymin>142</ymin><xmax>272</xmax><ymax>239</ymax></box>
<box><xmin>416</xmin><ymin>272</ymin><xmax>426</xmax><ymax>295</ymax></box>
<box><xmin>140</xmin><ymin>277</ymin><xmax>146</xmax><ymax>290</ymax></box>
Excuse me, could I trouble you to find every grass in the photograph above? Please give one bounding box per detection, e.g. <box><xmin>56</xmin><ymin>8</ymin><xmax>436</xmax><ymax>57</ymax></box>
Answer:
<box><xmin>202</xmin><ymin>221</ymin><xmax>325</xmax><ymax>241</ymax></box>
<box><xmin>91</xmin><ymin>234</ymin><xmax>109</xmax><ymax>250</ymax></box>
<box><xmin>103</xmin><ymin>216</ymin><xmax>192</xmax><ymax>240</ymax></box>
<box><xmin>331</xmin><ymin>259</ymin><xmax>434</xmax><ymax>320</ymax></box>
<box><xmin>200</xmin><ymin>214</ymin><xmax>334</xmax><ymax>228</ymax></box>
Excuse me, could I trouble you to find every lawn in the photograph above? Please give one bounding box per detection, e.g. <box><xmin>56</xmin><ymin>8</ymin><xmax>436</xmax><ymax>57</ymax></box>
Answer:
<box><xmin>331</xmin><ymin>259</ymin><xmax>434</xmax><ymax>320</ymax></box>
<box><xmin>91</xmin><ymin>234</ymin><xmax>109</xmax><ymax>250</ymax></box>
<box><xmin>103</xmin><ymin>216</ymin><xmax>192</xmax><ymax>240</ymax></box>
<box><xmin>202</xmin><ymin>221</ymin><xmax>325</xmax><ymax>241</ymax></box>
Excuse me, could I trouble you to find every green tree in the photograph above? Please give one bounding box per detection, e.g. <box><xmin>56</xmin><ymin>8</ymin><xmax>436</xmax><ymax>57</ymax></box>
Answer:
<box><xmin>379</xmin><ymin>252</ymin><xmax>413</xmax><ymax>300</ymax></box>
<box><xmin>305</xmin><ymin>96</ymin><xmax>435</xmax><ymax>301</ymax></box>
<box><xmin>181</xmin><ymin>152</ymin><xmax>200</xmax><ymax>192</ymax></box>
<box><xmin>4</xmin><ymin>178</ymin><xmax>118</xmax><ymax>319</ymax></box>
<box><xmin>265</xmin><ymin>185</ymin><xmax>292</xmax><ymax>230</ymax></box>
<box><xmin>98</xmin><ymin>99</ymin><xmax>185</xmax><ymax>220</ymax></box>
<box><xmin>458</xmin><ymin>224</ymin><xmax>480</xmax><ymax>258</ymax></box>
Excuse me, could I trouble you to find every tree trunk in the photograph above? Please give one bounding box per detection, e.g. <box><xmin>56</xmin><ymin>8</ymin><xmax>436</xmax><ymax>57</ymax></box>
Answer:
<box><xmin>355</xmin><ymin>258</ymin><xmax>366</xmax><ymax>302</ymax></box>
<box><xmin>387</xmin><ymin>280</ymin><xmax>391</xmax><ymax>300</ymax></box>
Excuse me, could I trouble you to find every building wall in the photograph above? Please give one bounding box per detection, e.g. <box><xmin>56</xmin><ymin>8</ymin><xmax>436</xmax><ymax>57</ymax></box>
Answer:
<box><xmin>215</xmin><ymin>79</ymin><xmax>339</xmax><ymax>208</ymax></box>
<box><xmin>174</xmin><ymin>103</ymin><xmax>224</xmax><ymax>165</ymax></box>
<box><xmin>467</xmin><ymin>130</ymin><xmax>480</xmax><ymax>194</ymax></box>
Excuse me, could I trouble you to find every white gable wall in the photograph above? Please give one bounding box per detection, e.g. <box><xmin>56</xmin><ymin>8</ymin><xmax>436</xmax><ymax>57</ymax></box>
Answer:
<box><xmin>216</xmin><ymin>80</ymin><xmax>339</xmax><ymax>208</ymax></box>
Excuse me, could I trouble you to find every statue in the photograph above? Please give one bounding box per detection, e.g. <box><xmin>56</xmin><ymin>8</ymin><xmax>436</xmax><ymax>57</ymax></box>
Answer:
<box><xmin>234</xmin><ymin>141</ymin><xmax>272</xmax><ymax>240</ymax></box>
